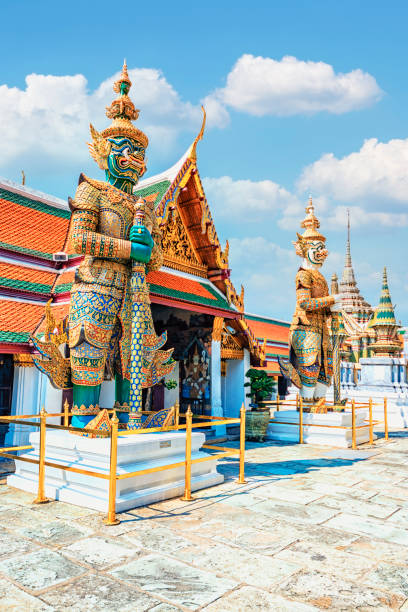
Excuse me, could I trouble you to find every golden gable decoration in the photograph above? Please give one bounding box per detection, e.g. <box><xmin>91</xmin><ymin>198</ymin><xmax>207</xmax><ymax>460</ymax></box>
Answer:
<box><xmin>221</xmin><ymin>325</ymin><xmax>244</xmax><ymax>360</ymax></box>
<box><xmin>161</xmin><ymin>208</ymin><xmax>207</xmax><ymax>277</ymax></box>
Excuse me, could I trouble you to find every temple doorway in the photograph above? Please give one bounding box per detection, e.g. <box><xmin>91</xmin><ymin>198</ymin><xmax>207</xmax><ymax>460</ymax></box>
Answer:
<box><xmin>0</xmin><ymin>355</ymin><xmax>13</xmax><ymax>447</ymax></box>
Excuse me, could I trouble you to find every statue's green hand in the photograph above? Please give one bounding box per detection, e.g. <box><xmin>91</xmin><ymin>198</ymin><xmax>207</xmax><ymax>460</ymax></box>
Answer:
<box><xmin>129</xmin><ymin>225</ymin><xmax>154</xmax><ymax>248</ymax></box>
<box><xmin>130</xmin><ymin>242</ymin><xmax>152</xmax><ymax>263</ymax></box>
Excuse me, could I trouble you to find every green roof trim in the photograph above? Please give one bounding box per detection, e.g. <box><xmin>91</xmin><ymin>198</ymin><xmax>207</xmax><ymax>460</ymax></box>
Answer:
<box><xmin>0</xmin><ymin>276</ymin><xmax>52</xmax><ymax>294</ymax></box>
<box><xmin>149</xmin><ymin>280</ymin><xmax>234</xmax><ymax>311</ymax></box>
<box><xmin>54</xmin><ymin>282</ymin><xmax>73</xmax><ymax>294</ymax></box>
<box><xmin>245</xmin><ymin>313</ymin><xmax>290</xmax><ymax>327</ymax></box>
<box><xmin>134</xmin><ymin>180</ymin><xmax>171</xmax><ymax>210</ymax></box>
<box><xmin>0</xmin><ymin>240</ymin><xmax>77</xmax><ymax>261</ymax></box>
<box><xmin>0</xmin><ymin>188</ymin><xmax>70</xmax><ymax>219</ymax></box>
<box><xmin>0</xmin><ymin>330</ymin><xmax>30</xmax><ymax>343</ymax></box>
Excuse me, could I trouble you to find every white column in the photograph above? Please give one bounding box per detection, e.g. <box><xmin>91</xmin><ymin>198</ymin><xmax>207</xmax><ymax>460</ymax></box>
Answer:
<box><xmin>164</xmin><ymin>361</ymin><xmax>179</xmax><ymax>410</ymax></box>
<box><xmin>211</xmin><ymin>338</ymin><xmax>225</xmax><ymax>436</ymax></box>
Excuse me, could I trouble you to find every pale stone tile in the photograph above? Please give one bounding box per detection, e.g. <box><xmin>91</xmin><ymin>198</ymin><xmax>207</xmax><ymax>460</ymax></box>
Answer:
<box><xmin>17</xmin><ymin>520</ymin><xmax>92</xmax><ymax>546</ymax></box>
<box><xmin>61</xmin><ymin>535</ymin><xmax>142</xmax><ymax>569</ymax></box>
<box><xmin>212</xmin><ymin>523</ymin><xmax>297</xmax><ymax>555</ymax></box>
<box><xmin>252</xmin><ymin>483</ymin><xmax>324</xmax><ymax>504</ymax></box>
<box><xmin>364</xmin><ymin>563</ymin><xmax>408</xmax><ymax>597</ymax></box>
<box><xmin>277</xmin><ymin>569</ymin><xmax>404</xmax><ymax>610</ymax></box>
<box><xmin>310</xmin><ymin>495</ymin><xmax>400</xmax><ymax>519</ymax></box>
<box><xmin>109</xmin><ymin>553</ymin><xmax>238</xmax><ymax>610</ymax></box>
<box><xmin>0</xmin><ymin>549</ymin><xmax>85</xmax><ymax>591</ymax></box>
<box><xmin>31</xmin><ymin>500</ymin><xmax>96</xmax><ymax>520</ymax></box>
<box><xmin>250</xmin><ymin>498</ymin><xmax>338</xmax><ymax>525</ymax></box>
<box><xmin>0</xmin><ymin>580</ymin><xmax>54</xmax><ymax>611</ymax></box>
<box><xmin>172</xmin><ymin>539</ymin><xmax>300</xmax><ymax>590</ymax></box>
<box><xmin>275</xmin><ymin>540</ymin><xmax>377</xmax><ymax>581</ymax></box>
<box><xmin>0</xmin><ymin>528</ymin><xmax>39</xmax><ymax>559</ymax></box>
<box><xmin>203</xmin><ymin>586</ymin><xmax>319</xmax><ymax>611</ymax></box>
<box><xmin>325</xmin><ymin>512</ymin><xmax>408</xmax><ymax>546</ymax></box>
<box><xmin>0</xmin><ymin>506</ymin><xmax>54</xmax><ymax>531</ymax></box>
<box><xmin>344</xmin><ymin>537</ymin><xmax>408</xmax><ymax>564</ymax></box>
<box><xmin>41</xmin><ymin>572</ymin><xmax>158</xmax><ymax>611</ymax></box>
<box><xmin>122</xmin><ymin>525</ymin><xmax>202</xmax><ymax>555</ymax></box>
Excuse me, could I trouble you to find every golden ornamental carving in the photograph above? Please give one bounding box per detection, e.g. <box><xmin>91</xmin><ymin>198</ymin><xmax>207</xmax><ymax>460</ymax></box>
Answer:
<box><xmin>161</xmin><ymin>208</ymin><xmax>207</xmax><ymax>277</ymax></box>
<box><xmin>221</xmin><ymin>325</ymin><xmax>244</xmax><ymax>360</ymax></box>
<box><xmin>225</xmin><ymin>279</ymin><xmax>245</xmax><ymax>313</ymax></box>
<box><xmin>13</xmin><ymin>354</ymin><xmax>35</xmax><ymax>368</ymax></box>
<box><xmin>212</xmin><ymin>317</ymin><xmax>224</xmax><ymax>342</ymax></box>
<box><xmin>215</xmin><ymin>240</ymin><xmax>229</xmax><ymax>270</ymax></box>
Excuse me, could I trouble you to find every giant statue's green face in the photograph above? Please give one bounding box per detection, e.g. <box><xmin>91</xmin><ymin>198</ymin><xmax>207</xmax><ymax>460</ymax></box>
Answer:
<box><xmin>106</xmin><ymin>137</ymin><xmax>146</xmax><ymax>186</ymax></box>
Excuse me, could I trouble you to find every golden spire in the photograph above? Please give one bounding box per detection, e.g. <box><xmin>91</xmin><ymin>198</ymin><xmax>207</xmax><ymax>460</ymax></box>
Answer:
<box><xmin>101</xmin><ymin>61</ymin><xmax>148</xmax><ymax>148</ymax></box>
<box><xmin>300</xmin><ymin>195</ymin><xmax>326</xmax><ymax>242</ymax></box>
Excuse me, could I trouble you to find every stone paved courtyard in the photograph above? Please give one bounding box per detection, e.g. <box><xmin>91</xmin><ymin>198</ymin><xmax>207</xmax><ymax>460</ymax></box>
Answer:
<box><xmin>2</xmin><ymin>434</ymin><xmax>408</xmax><ymax>611</ymax></box>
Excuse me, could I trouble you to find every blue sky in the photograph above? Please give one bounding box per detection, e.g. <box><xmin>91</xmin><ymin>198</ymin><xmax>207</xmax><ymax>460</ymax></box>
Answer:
<box><xmin>1</xmin><ymin>0</ymin><xmax>407</xmax><ymax>322</ymax></box>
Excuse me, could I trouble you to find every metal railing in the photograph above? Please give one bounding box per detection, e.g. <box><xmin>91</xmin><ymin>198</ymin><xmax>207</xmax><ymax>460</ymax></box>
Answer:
<box><xmin>0</xmin><ymin>403</ymin><xmax>246</xmax><ymax>526</ymax></box>
<box><xmin>260</xmin><ymin>394</ymin><xmax>389</xmax><ymax>449</ymax></box>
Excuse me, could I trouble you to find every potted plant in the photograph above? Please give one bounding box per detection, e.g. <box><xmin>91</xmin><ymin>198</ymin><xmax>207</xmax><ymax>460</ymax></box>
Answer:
<box><xmin>244</xmin><ymin>369</ymin><xmax>276</xmax><ymax>442</ymax></box>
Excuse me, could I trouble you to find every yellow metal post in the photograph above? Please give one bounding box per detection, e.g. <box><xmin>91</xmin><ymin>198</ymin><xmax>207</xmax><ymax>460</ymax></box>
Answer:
<box><xmin>369</xmin><ymin>397</ymin><xmax>373</xmax><ymax>445</ymax></box>
<box><xmin>384</xmin><ymin>397</ymin><xmax>389</xmax><ymax>441</ymax></box>
<box><xmin>175</xmin><ymin>401</ymin><xmax>180</xmax><ymax>428</ymax></box>
<box><xmin>181</xmin><ymin>406</ymin><xmax>194</xmax><ymax>501</ymax></box>
<box><xmin>63</xmin><ymin>399</ymin><xmax>69</xmax><ymax>427</ymax></box>
<box><xmin>237</xmin><ymin>403</ymin><xmax>247</xmax><ymax>484</ymax></box>
<box><xmin>276</xmin><ymin>393</ymin><xmax>280</xmax><ymax>412</ymax></box>
<box><xmin>299</xmin><ymin>397</ymin><xmax>304</xmax><ymax>444</ymax></box>
<box><xmin>352</xmin><ymin>399</ymin><xmax>356</xmax><ymax>450</ymax></box>
<box><xmin>33</xmin><ymin>407</ymin><xmax>50</xmax><ymax>505</ymax></box>
<box><xmin>104</xmin><ymin>414</ymin><xmax>120</xmax><ymax>526</ymax></box>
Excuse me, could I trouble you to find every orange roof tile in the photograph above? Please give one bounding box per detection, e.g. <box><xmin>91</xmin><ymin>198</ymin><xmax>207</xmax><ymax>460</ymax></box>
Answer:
<box><xmin>0</xmin><ymin>262</ymin><xmax>56</xmax><ymax>286</ymax></box>
<box><xmin>247</xmin><ymin>319</ymin><xmax>290</xmax><ymax>344</ymax></box>
<box><xmin>147</xmin><ymin>270</ymin><xmax>217</xmax><ymax>301</ymax></box>
<box><xmin>0</xmin><ymin>198</ymin><xmax>70</xmax><ymax>260</ymax></box>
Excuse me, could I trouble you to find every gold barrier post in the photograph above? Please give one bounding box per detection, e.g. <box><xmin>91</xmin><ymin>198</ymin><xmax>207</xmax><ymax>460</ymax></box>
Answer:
<box><xmin>63</xmin><ymin>399</ymin><xmax>69</xmax><ymax>428</ymax></box>
<box><xmin>384</xmin><ymin>397</ymin><xmax>388</xmax><ymax>441</ymax></box>
<box><xmin>237</xmin><ymin>403</ymin><xmax>247</xmax><ymax>484</ymax></box>
<box><xmin>299</xmin><ymin>397</ymin><xmax>304</xmax><ymax>444</ymax></box>
<box><xmin>181</xmin><ymin>406</ymin><xmax>194</xmax><ymax>501</ymax></box>
<box><xmin>276</xmin><ymin>394</ymin><xmax>280</xmax><ymax>411</ymax></box>
<box><xmin>352</xmin><ymin>399</ymin><xmax>356</xmax><ymax>450</ymax></box>
<box><xmin>369</xmin><ymin>397</ymin><xmax>373</xmax><ymax>445</ymax></box>
<box><xmin>104</xmin><ymin>414</ymin><xmax>120</xmax><ymax>526</ymax></box>
<box><xmin>33</xmin><ymin>408</ymin><xmax>50</xmax><ymax>505</ymax></box>
<box><xmin>175</xmin><ymin>401</ymin><xmax>180</xmax><ymax>428</ymax></box>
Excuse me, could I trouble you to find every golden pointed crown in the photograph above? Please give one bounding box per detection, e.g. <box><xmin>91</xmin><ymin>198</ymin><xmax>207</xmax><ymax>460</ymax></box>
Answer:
<box><xmin>299</xmin><ymin>197</ymin><xmax>326</xmax><ymax>242</ymax></box>
<box><xmin>100</xmin><ymin>61</ymin><xmax>148</xmax><ymax>148</ymax></box>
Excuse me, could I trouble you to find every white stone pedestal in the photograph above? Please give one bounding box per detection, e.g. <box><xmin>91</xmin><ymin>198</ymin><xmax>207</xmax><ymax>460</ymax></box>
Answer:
<box><xmin>7</xmin><ymin>430</ymin><xmax>224</xmax><ymax>513</ymax></box>
<box><xmin>267</xmin><ymin>410</ymin><xmax>376</xmax><ymax>448</ymax></box>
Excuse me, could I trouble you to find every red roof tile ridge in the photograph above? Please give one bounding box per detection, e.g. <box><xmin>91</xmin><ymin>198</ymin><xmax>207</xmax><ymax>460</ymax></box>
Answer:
<box><xmin>0</xmin><ymin>294</ymin><xmax>48</xmax><ymax>306</ymax></box>
<box><xmin>0</xmin><ymin>177</ymin><xmax>68</xmax><ymax>210</ymax></box>
<box><xmin>0</xmin><ymin>254</ymin><xmax>59</xmax><ymax>273</ymax></box>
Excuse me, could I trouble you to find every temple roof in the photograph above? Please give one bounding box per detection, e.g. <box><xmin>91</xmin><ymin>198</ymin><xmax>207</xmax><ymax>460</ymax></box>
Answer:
<box><xmin>245</xmin><ymin>313</ymin><xmax>290</xmax><ymax>375</ymax></box>
<box><xmin>338</xmin><ymin>210</ymin><xmax>373</xmax><ymax>320</ymax></box>
<box><xmin>369</xmin><ymin>267</ymin><xmax>398</xmax><ymax>328</ymax></box>
<box><xmin>0</xmin><ymin>178</ymin><xmax>73</xmax><ymax>264</ymax></box>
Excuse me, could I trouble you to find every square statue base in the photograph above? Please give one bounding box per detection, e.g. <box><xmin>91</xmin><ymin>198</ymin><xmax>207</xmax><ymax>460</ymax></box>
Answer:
<box><xmin>267</xmin><ymin>410</ymin><xmax>376</xmax><ymax>447</ymax></box>
<box><xmin>7</xmin><ymin>430</ymin><xmax>224</xmax><ymax>513</ymax></box>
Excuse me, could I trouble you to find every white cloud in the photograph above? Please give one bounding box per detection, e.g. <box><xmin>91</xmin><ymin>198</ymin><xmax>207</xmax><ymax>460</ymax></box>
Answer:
<box><xmin>228</xmin><ymin>236</ymin><xmax>298</xmax><ymax>317</ymax></box>
<box><xmin>203</xmin><ymin>175</ymin><xmax>302</xmax><ymax>219</ymax></box>
<box><xmin>298</xmin><ymin>137</ymin><xmax>408</xmax><ymax>205</ymax></box>
<box><xmin>206</xmin><ymin>54</ymin><xmax>382</xmax><ymax>118</ymax></box>
<box><xmin>0</xmin><ymin>67</ymin><xmax>204</xmax><ymax>173</ymax></box>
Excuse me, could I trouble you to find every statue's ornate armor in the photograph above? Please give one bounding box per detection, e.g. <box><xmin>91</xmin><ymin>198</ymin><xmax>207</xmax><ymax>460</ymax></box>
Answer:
<box><xmin>68</xmin><ymin>175</ymin><xmax>162</xmax><ymax>386</ymax></box>
<box><xmin>290</xmin><ymin>268</ymin><xmax>335</xmax><ymax>387</ymax></box>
